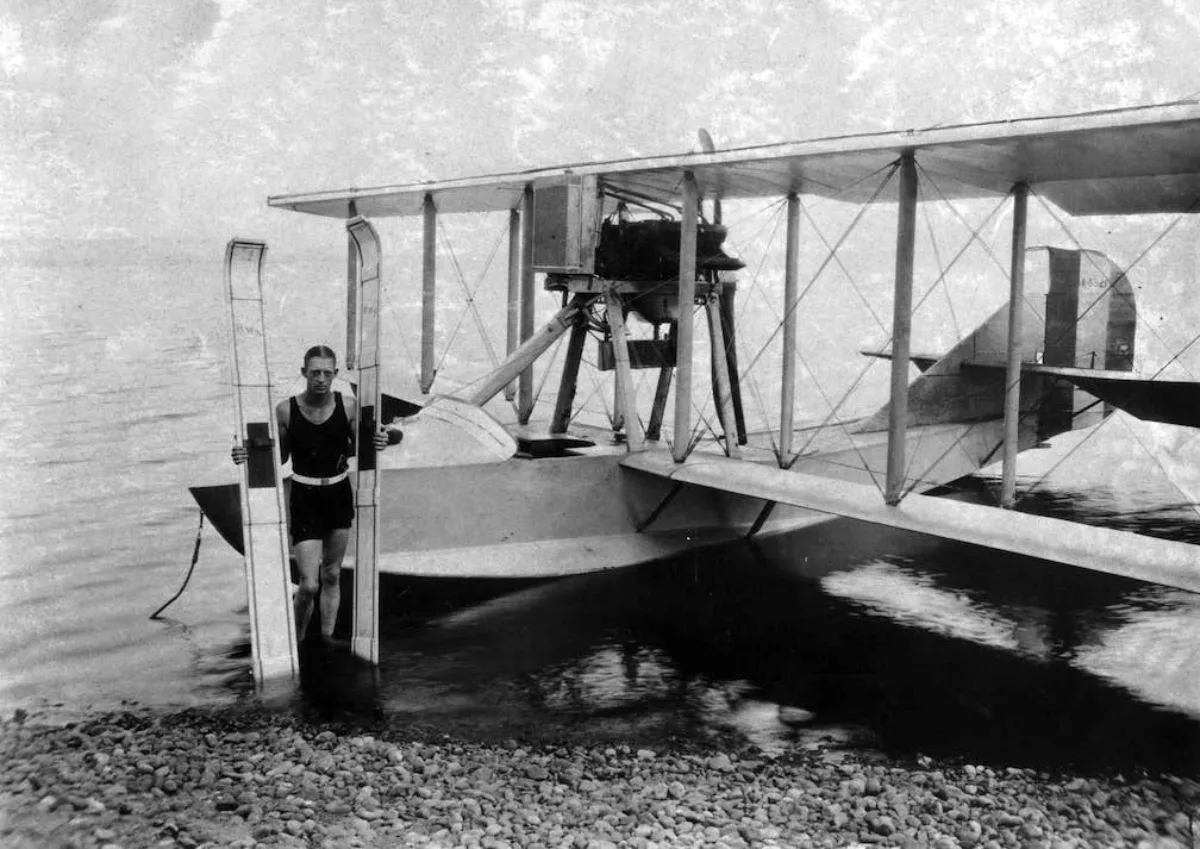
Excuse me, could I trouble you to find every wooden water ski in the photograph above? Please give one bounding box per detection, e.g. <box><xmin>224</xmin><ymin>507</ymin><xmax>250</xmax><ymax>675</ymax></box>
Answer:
<box><xmin>225</xmin><ymin>239</ymin><xmax>298</xmax><ymax>684</ymax></box>
<box><xmin>346</xmin><ymin>217</ymin><xmax>384</xmax><ymax>664</ymax></box>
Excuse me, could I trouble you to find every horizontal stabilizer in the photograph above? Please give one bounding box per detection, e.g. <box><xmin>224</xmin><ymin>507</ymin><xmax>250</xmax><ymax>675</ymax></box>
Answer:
<box><xmin>622</xmin><ymin>451</ymin><xmax>1200</xmax><ymax>595</ymax></box>
<box><xmin>859</xmin><ymin>350</ymin><xmax>942</xmax><ymax>372</ymax></box>
<box><xmin>1020</xmin><ymin>366</ymin><xmax>1200</xmax><ymax>429</ymax></box>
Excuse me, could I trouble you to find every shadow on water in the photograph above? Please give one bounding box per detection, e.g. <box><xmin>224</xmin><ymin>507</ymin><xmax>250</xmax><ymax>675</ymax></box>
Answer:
<box><xmin>281</xmin><ymin>486</ymin><xmax>1200</xmax><ymax>777</ymax></box>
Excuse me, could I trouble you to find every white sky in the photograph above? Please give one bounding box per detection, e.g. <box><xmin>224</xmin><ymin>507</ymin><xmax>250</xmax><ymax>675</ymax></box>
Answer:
<box><xmin>2</xmin><ymin>0</ymin><xmax>1199</xmax><ymax>249</ymax></box>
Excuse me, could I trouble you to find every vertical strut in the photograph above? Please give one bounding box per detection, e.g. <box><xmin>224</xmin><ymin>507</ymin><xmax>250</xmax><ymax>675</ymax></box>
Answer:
<box><xmin>885</xmin><ymin>154</ymin><xmax>918</xmax><ymax>504</ymax></box>
<box><xmin>780</xmin><ymin>191</ymin><xmax>800</xmax><ymax>465</ymax></box>
<box><xmin>706</xmin><ymin>292</ymin><xmax>741</xmax><ymax>458</ymax></box>
<box><xmin>518</xmin><ymin>185</ymin><xmax>535</xmax><ymax>423</ymax></box>
<box><xmin>420</xmin><ymin>194</ymin><xmax>437</xmax><ymax>394</ymax></box>
<box><xmin>1001</xmin><ymin>183</ymin><xmax>1029</xmax><ymax>508</ymax></box>
<box><xmin>646</xmin><ymin>359</ymin><xmax>674</xmax><ymax>441</ymax></box>
<box><xmin>673</xmin><ymin>173</ymin><xmax>699</xmax><ymax>462</ymax></box>
<box><xmin>345</xmin><ymin>200</ymin><xmax>359</xmax><ymax>370</ymax></box>
<box><xmin>606</xmin><ymin>290</ymin><xmax>644</xmax><ymax>451</ymax></box>
<box><xmin>550</xmin><ymin>312</ymin><xmax>588</xmax><ymax>434</ymax></box>
<box><xmin>718</xmin><ymin>283</ymin><xmax>747</xmax><ymax>445</ymax></box>
<box><xmin>505</xmin><ymin>207</ymin><xmax>522</xmax><ymax>401</ymax></box>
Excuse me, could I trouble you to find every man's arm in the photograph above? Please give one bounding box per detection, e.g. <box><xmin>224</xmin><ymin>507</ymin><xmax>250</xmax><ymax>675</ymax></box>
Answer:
<box><xmin>275</xmin><ymin>398</ymin><xmax>290</xmax><ymax>464</ymax></box>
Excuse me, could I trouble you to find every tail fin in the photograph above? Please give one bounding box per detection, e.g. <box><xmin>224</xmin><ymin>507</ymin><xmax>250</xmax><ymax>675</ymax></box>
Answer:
<box><xmin>856</xmin><ymin>246</ymin><xmax>1136</xmax><ymax>440</ymax></box>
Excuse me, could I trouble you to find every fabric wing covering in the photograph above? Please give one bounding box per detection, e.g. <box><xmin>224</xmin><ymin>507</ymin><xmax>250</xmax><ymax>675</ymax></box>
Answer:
<box><xmin>270</xmin><ymin>102</ymin><xmax>1200</xmax><ymax>219</ymax></box>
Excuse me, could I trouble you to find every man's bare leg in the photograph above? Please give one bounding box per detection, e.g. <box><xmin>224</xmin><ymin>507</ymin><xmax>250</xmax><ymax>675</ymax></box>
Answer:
<box><xmin>293</xmin><ymin>539</ymin><xmax>324</xmax><ymax>643</ymax></box>
<box><xmin>318</xmin><ymin>528</ymin><xmax>351</xmax><ymax>642</ymax></box>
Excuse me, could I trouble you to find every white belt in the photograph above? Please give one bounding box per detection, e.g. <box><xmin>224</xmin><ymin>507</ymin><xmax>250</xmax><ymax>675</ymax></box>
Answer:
<box><xmin>291</xmin><ymin>471</ymin><xmax>348</xmax><ymax>486</ymax></box>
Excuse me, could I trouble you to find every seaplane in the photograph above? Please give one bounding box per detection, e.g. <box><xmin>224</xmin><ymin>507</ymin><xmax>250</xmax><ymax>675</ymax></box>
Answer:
<box><xmin>192</xmin><ymin>101</ymin><xmax>1200</xmax><ymax>682</ymax></box>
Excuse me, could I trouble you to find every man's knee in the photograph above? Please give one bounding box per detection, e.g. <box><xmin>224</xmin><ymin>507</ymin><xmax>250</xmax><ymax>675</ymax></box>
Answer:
<box><xmin>319</xmin><ymin>563</ymin><xmax>341</xmax><ymax>587</ymax></box>
<box><xmin>295</xmin><ymin>579</ymin><xmax>320</xmax><ymax>599</ymax></box>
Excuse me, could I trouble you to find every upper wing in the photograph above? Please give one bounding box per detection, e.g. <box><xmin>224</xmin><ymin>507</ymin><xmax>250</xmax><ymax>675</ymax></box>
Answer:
<box><xmin>270</xmin><ymin>101</ymin><xmax>1200</xmax><ymax>219</ymax></box>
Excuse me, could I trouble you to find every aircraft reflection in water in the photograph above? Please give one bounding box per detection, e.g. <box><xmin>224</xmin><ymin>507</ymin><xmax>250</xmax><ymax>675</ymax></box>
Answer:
<box><xmin>290</xmin><ymin>484</ymin><xmax>1200</xmax><ymax>775</ymax></box>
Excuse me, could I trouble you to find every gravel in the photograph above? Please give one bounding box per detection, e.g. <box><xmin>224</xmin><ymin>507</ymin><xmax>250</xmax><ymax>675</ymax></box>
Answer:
<box><xmin>0</xmin><ymin>706</ymin><xmax>1196</xmax><ymax>848</ymax></box>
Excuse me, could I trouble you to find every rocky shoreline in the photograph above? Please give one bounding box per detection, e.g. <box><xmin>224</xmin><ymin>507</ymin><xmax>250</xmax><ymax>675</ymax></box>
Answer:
<box><xmin>1</xmin><ymin>706</ymin><xmax>1196</xmax><ymax>849</ymax></box>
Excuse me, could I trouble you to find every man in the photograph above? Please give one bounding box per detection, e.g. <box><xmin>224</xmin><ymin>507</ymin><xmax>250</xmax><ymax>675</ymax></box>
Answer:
<box><xmin>233</xmin><ymin>345</ymin><xmax>395</xmax><ymax>646</ymax></box>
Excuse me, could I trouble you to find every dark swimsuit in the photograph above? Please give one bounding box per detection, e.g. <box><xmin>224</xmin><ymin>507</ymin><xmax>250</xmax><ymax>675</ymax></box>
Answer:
<box><xmin>288</xmin><ymin>392</ymin><xmax>354</xmax><ymax>542</ymax></box>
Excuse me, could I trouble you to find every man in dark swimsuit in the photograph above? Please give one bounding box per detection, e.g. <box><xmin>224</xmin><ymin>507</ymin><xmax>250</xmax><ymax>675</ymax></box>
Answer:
<box><xmin>233</xmin><ymin>345</ymin><xmax>393</xmax><ymax>646</ymax></box>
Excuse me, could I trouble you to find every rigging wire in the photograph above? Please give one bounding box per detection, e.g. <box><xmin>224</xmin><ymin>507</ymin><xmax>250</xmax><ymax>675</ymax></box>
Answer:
<box><xmin>1032</xmin><ymin>191</ymin><xmax>1200</xmax><ymax>380</ymax></box>
<box><xmin>900</xmin><ymin>176</ymin><xmax>957</xmax><ymax>485</ymax></box>
<box><xmin>797</xmin><ymin>201</ymin><xmax>889</xmax><ymax>335</ymax></box>
<box><xmin>728</xmin><ymin>162</ymin><xmax>902</xmax><ymax>485</ymax></box>
<box><xmin>736</xmin><ymin>161</ymin><xmax>901</xmax><ymax>392</ymax></box>
<box><xmin>1007</xmin><ymin>190</ymin><xmax>1200</xmax><ymax>504</ymax></box>
<box><xmin>918</xmin><ymin>189</ymin><xmax>962</xmax><ymax>341</ymax></box>
<box><xmin>383</xmin><ymin>280</ymin><xmax>421</xmax><ymax>387</ymax></box>
<box><xmin>435</xmin><ymin>218</ymin><xmax>507</xmax><ymax>378</ymax></box>
<box><xmin>1008</xmin><ymin>191</ymin><xmax>1200</xmax><ymax>503</ymax></box>
<box><xmin>724</xmin><ymin>195</ymin><xmax>885</xmax><ymax>489</ymax></box>
<box><xmin>783</xmin><ymin>175</ymin><xmax>1013</xmax><ymax>489</ymax></box>
<box><xmin>695</xmin><ymin>202</ymin><xmax>787</xmax><ymax>437</ymax></box>
<box><xmin>913</xmin><ymin>161</ymin><xmax>1045</xmax><ymax>321</ymax></box>
<box><xmin>529</xmin><ymin>333</ymin><xmax>566</xmax><ymax>411</ymax></box>
<box><xmin>1115</xmin><ymin>414</ymin><xmax>1200</xmax><ymax>521</ymax></box>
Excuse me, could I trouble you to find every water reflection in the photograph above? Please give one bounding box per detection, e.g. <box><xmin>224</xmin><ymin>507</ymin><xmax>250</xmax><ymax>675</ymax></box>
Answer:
<box><xmin>282</xmin><ymin>503</ymin><xmax>1199</xmax><ymax>776</ymax></box>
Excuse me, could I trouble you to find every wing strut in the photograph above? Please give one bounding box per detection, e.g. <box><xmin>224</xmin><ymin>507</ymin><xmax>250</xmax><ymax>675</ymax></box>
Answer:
<box><xmin>780</xmin><ymin>191</ymin><xmax>801</xmax><ymax>464</ymax></box>
<box><xmin>885</xmin><ymin>154</ymin><xmax>918</xmax><ymax>503</ymax></box>
<box><xmin>1000</xmin><ymin>183</ymin><xmax>1029</xmax><ymax>507</ymax></box>
<box><xmin>420</xmin><ymin>194</ymin><xmax>437</xmax><ymax>393</ymax></box>
<box><xmin>517</xmin><ymin>185</ymin><xmax>536</xmax><ymax>422</ymax></box>
<box><xmin>672</xmin><ymin>173</ymin><xmax>700</xmax><ymax>461</ymax></box>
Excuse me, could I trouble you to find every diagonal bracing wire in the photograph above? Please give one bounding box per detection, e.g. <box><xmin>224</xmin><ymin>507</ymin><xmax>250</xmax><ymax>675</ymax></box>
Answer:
<box><xmin>797</xmin><ymin>201</ymin><xmax>889</xmax><ymax>335</ymax></box>
<box><xmin>914</xmin><ymin>161</ymin><xmax>1046</xmax><ymax>323</ymax></box>
<box><xmin>734</xmin><ymin>162</ymin><xmax>902</xmax><ymax>420</ymax></box>
<box><xmin>918</xmin><ymin>188</ymin><xmax>962</xmax><ymax>341</ymax></box>
<box><xmin>1009</xmin><ymin>191</ymin><xmax>1200</xmax><ymax>504</ymax></box>
<box><xmin>784</xmin><ymin>178</ymin><xmax>1014</xmax><ymax>495</ymax></box>
<box><xmin>529</xmin><ymin>333</ymin><xmax>566</xmax><ymax>411</ymax></box>
<box><xmin>435</xmin><ymin>218</ymin><xmax>507</xmax><ymax>376</ymax></box>
<box><xmin>908</xmin><ymin>183</ymin><xmax>1200</xmax><ymax>507</ymax></box>
<box><xmin>383</xmin><ymin>279</ymin><xmax>421</xmax><ymax>387</ymax></box>
<box><xmin>1032</xmin><ymin>191</ymin><xmax>1200</xmax><ymax>381</ymax></box>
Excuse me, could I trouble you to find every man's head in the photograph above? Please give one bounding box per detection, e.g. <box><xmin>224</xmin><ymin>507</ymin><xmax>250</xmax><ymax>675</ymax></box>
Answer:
<box><xmin>301</xmin><ymin>345</ymin><xmax>338</xmax><ymax>396</ymax></box>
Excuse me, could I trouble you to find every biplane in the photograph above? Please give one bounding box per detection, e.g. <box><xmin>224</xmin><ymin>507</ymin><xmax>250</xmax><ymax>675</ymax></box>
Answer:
<box><xmin>193</xmin><ymin>101</ymin><xmax>1200</xmax><ymax>673</ymax></box>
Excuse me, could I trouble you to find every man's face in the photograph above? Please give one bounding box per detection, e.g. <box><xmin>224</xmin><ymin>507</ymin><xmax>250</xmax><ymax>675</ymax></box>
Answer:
<box><xmin>302</xmin><ymin>357</ymin><xmax>338</xmax><ymax>395</ymax></box>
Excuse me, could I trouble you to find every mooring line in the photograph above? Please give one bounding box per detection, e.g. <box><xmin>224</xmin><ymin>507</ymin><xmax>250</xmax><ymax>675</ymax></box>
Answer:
<box><xmin>150</xmin><ymin>511</ymin><xmax>205</xmax><ymax>620</ymax></box>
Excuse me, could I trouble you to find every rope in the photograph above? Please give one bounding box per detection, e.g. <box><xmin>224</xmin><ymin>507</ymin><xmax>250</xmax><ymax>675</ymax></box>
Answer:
<box><xmin>150</xmin><ymin>511</ymin><xmax>205</xmax><ymax>620</ymax></box>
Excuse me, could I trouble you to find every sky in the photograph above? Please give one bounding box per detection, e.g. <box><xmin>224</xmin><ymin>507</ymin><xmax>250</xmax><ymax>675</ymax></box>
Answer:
<box><xmin>3</xmin><ymin>0</ymin><xmax>1200</xmax><ymax>250</ymax></box>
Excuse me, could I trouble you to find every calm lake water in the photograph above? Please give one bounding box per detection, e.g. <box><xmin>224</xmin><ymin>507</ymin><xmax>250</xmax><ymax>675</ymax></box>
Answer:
<box><xmin>1</xmin><ymin>241</ymin><xmax>1198</xmax><ymax>777</ymax></box>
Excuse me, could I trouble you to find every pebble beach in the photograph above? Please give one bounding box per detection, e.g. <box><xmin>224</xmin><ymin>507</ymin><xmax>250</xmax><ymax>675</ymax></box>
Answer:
<box><xmin>1</xmin><ymin>706</ymin><xmax>1196</xmax><ymax>849</ymax></box>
